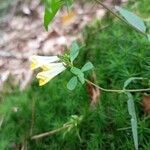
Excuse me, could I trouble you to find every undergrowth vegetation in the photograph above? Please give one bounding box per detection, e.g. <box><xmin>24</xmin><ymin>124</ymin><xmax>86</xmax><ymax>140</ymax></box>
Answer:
<box><xmin>0</xmin><ymin>0</ymin><xmax>150</xmax><ymax>149</ymax></box>
<box><xmin>0</xmin><ymin>17</ymin><xmax>150</xmax><ymax>149</ymax></box>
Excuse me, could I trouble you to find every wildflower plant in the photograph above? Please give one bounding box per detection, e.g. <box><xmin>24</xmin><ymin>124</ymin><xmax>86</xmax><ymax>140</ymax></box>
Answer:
<box><xmin>30</xmin><ymin>0</ymin><xmax>150</xmax><ymax>149</ymax></box>
<box><xmin>31</xmin><ymin>41</ymin><xmax>94</xmax><ymax>89</ymax></box>
<box><xmin>0</xmin><ymin>0</ymin><xmax>149</xmax><ymax>150</ymax></box>
<box><xmin>31</xmin><ymin>43</ymin><xmax>149</xmax><ymax>150</ymax></box>
<box><xmin>31</xmin><ymin>55</ymin><xmax>66</xmax><ymax>86</ymax></box>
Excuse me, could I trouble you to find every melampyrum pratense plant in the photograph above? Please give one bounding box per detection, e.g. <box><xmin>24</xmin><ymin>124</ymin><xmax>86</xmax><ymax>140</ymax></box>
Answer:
<box><xmin>30</xmin><ymin>0</ymin><xmax>150</xmax><ymax>149</ymax></box>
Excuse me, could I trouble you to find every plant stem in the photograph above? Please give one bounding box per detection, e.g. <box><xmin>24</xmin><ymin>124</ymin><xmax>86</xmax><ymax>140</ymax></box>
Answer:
<box><xmin>31</xmin><ymin>125</ymin><xmax>70</xmax><ymax>140</ymax></box>
<box><xmin>94</xmin><ymin>0</ymin><xmax>147</xmax><ymax>36</ymax></box>
<box><xmin>85</xmin><ymin>79</ymin><xmax>150</xmax><ymax>93</ymax></box>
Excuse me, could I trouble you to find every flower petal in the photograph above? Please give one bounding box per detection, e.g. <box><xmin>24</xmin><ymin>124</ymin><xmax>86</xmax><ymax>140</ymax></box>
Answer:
<box><xmin>36</xmin><ymin>65</ymin><xmax>66</xmax><ymax>86</ymax></box>
<box><xmin>31</xmin><ymin>55</ymin><xmax>59</xmax><ymax>70</ymax></box>
<box><xmin>41</xmin><ymin>63</ymin><xmax>64</xmax><ymax>71</ymax></box>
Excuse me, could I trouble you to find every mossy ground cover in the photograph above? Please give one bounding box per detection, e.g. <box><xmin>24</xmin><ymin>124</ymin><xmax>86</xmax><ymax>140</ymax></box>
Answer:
<box><xmin>0</xmin><ymin>4</ymin><xmax>150</xmax><ymax>150</ymax></box>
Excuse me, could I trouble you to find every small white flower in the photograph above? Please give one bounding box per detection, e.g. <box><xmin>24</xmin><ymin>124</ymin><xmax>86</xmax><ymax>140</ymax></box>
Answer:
<box><xmin>31</xmin><ymin>55</ymin><xmax>59</xmax><ymax>70</ymax></box>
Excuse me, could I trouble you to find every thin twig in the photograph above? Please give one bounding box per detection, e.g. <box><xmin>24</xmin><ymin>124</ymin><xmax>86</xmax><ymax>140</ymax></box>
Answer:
<box><xmin>85</xmin><ymin>79</ymin><xmax>150</xmax><ymax>93</ymax></box>
<box><xmin>31</xmin><ymin>125</ymin><xmax>70</xmax><ymax>140</ymax></box>
<box><xmin>94</xmin><ymin>0</ymin><xmax>147</xmax><ymax>36</ymax></box>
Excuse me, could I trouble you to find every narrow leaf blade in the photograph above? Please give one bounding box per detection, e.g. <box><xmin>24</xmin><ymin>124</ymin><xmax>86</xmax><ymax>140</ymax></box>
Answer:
<box><xmin>123</xmin><ymin>77</ymin><xmax>143</xmax><ymax>89</ymax></box>
<box><xmin>44</xmin><ymin>0</ymin><xmax>61</xmax><ymax>31</ymax></box>
<box><xmin>127</xmin><ymin>92</ymin><xmax>138</xmax><ymax>150</ymax></box>
<box><xmin>116</xmin><ymin>6</ymin><xmax>146</xmax><ymax>33</ymax></box>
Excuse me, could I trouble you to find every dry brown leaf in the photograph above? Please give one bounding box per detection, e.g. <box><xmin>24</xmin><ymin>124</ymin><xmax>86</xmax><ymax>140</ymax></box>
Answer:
<box><xmin>142</xmin><ymin>95</ymin><xmax>150</xmax><ymax>115</ymax></box>
<box><xmin>86</xmin><ymin>72</ymin><xmax>100</xmax><ymax>107</ymax></box>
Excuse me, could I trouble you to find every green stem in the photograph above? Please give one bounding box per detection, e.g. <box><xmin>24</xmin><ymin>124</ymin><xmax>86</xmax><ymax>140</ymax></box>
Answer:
<box><xmin>94</xmin><ymin>0</ymin><xmax>147</xmax><ymax>36</ymax></box>
<box><xmin>85</xmin><ymin>79</ymin><xmax>150</xmax><ymax>93</ymax></box>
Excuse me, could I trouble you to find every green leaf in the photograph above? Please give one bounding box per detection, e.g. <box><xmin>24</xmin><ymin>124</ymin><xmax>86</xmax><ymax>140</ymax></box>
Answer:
<box><xmin>116</xmin><ymin>6</ymin><xmax>146</xmax><ymax>33</ymax></box>
<box><xmin>70</xmin><ymin>41</ymin><xmax>79</xmax><ymax>63</ymax></box>
<box><xmin>77</xmin><ymin>72</ymin><xmax>85</xmax><ymax>84</ymax></box>
<box><xmin>127</xmin><ymin>92</ymin><xmax>138</xmax><ymax>150</ymax></box>
<box><xmin>70</xmin><ymin>67</ymin><xmax>85</xmax><ymax>84</ymax></box>
<box><xmin>123</xmin><ymin>77</ymin><xmax>143</xmax><ymax>89</ymax></box>
<box><xmin>81</xmin><ymin>62</ymin><xmax>94</xmax><ymax>72</ymax></box>
<box><xmin>44</xmin><ymin>0</ymin><xmax>61</xmax><ymax>31</ymax></box>
<box><xmin>70</xmin><ymin>67</ymin><xmax>82</xmax><ymax>75</ymax></box>
<box><xmin>67</xmin><ymin>76</ymin><xmax>78</xmax><ymax>90</ymax></box>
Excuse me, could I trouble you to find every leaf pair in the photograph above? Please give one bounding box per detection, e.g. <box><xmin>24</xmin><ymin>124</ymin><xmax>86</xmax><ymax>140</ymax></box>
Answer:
<box><xmin>67</xmin><ymin>41</ymin><xmax>94</xmax><ymax>90</ymax></box>
<box><xmin>71</xmin><ymin>67</ymin><xmax>85</xmax><ymax>84</ymax></box>
<box><xmin>67</xmin><ymin>62</ymin><xmax>94</xmax><ymax>91</ymax></box>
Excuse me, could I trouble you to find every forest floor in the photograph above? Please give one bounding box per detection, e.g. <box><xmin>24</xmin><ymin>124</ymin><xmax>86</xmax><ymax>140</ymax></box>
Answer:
<box><xmin>0</xmin><ymin>0</ymin><xmax>150</xmax><ymax>150</ymax></box>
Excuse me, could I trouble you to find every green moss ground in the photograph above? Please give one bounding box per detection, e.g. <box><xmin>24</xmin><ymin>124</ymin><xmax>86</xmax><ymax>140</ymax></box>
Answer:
<box><xmin>0</xmin><ymin>2</ymin><xmax>150</xmax><ymax>149</ymax></box>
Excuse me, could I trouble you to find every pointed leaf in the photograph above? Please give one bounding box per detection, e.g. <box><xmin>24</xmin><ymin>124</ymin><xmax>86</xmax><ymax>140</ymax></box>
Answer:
<box><xmin>44</xmin><ymin>0</ymin><xmax>61</xmax><ymax>31</ymax></box>
<box><xmin>116</xmin><ymin>6</ymin><xmax>146</xmax><ymax>33</ymax></box>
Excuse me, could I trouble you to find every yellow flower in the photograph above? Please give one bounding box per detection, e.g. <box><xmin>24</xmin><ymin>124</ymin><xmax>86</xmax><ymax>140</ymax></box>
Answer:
<box><xmin>36</xmin><ymin>63</ymin><xmax>66</xmax><ymax>86</ymax></box>
<box><xmin>31</xmin><ymin>55</ymin><xmax>66</xmax><ymax>86</ymax></box>
<box><xmin>31</xmin><ymin>55</ymin><xmax>59</xmax><ymax>70</ymax></box>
